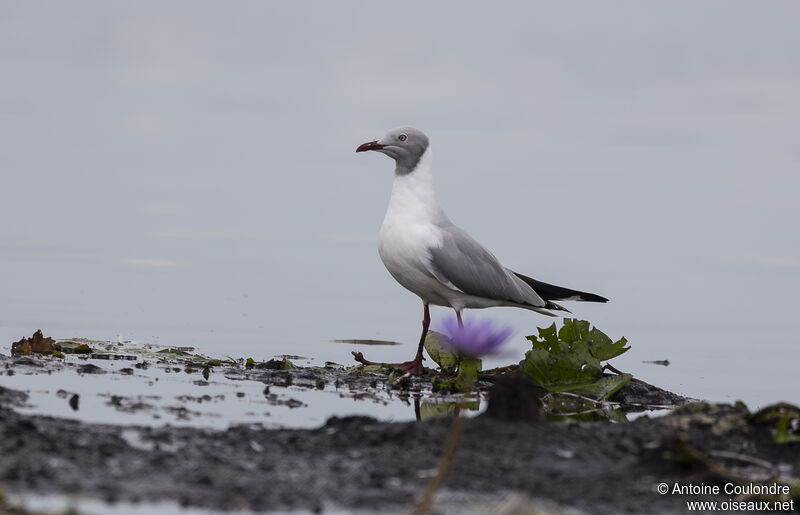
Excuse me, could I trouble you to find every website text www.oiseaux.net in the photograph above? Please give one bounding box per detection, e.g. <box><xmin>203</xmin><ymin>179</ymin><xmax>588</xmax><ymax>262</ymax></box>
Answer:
<box><xmin>657</xmin><ymin>481</ymin><xmax>795</xmax><ymax>512</ymax></box>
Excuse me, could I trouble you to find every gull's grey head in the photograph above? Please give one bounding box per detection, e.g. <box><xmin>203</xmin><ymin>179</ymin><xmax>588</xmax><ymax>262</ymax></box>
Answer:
<box><xmin>356</xmin><ymin>127</ymin><xmax>430</xmax><ymax>175</ymax></box>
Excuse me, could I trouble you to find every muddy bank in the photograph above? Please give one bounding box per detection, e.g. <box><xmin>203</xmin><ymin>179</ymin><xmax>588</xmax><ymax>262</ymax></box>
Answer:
<box><xmin>1</xmin><ymin>369</ymin><xmax>798</xmax><ymax>513</ymax></box>
<box><xmin>0</xmin><ymin>340</ymin><xmax>685</xmax><ymax>429</ymax></box>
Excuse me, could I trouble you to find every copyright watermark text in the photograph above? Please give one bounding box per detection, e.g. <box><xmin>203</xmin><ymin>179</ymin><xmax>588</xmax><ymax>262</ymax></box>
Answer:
<box><xmin>656</xmin><ymin>481</ymin><xmax>795</xmax><ymax>512</ymax></box>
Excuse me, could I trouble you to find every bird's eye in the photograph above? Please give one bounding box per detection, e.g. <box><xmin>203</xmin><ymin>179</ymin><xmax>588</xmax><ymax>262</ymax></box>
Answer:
<box><xmin>398</xmin><ymin>134</ymin><xmax>407</xmax><ymax>142</ymax></box>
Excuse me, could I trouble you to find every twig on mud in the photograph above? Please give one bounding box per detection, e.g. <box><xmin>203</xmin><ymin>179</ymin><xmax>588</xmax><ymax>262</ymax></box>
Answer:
<box><xmin>543</xmin><ymin>390</ymin><xmax>619</xmax><ymax>407</ymax></box>
<box><xmin>351</xmin><ymin>351</ymin><xmax>394</xmax><ymax>369</ymax></box>
<box><xmin>546</xmin><ymin>407</ymin><xmax>606</xmax><ymax>417</ymax></box>
<box><xmin>602</xmin><ymin>364</ymin><xmax>652</xmax><ymax>386</ymax></box>
<box><xmin>661</xmin><ymin>435</ymin><xmax>746</xmax><ymax>485</ymax></box>
<box><xmin>603</xmin><ymin>363</ymin><xmax>626</xmax><ymax>376</ymax></box>
<box><xmin>540</xmin><ymin>391</ymin><xmax>621</xmax><ymax>417</ymax></box>
<box><xmin>696</xmin><ymin>449</ymin><xmax>799</xmax><ymax>504</ymax></box>
<box><xmin>351</xmin><ymin>351</ymin><xmax>374</xmax><ymax>366</ymax></box>
<box><xmin>550</xmin><ymin>391</ymin><xmax>606</xmax><ymax>404</ymax></box>
<box><xmin>708</xmin><ymin>450</ymin><xmax>777</xmax><ymax>473</ymax></box>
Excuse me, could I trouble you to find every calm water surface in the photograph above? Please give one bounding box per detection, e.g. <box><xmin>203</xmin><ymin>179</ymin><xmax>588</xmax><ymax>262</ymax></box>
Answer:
<box><xmin>2</xmin><ymin>2</ymin><xmax>799</xmax><ymax>411</ymax></box>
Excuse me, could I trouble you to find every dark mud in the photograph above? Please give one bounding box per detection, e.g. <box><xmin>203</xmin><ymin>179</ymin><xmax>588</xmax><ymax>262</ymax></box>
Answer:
<box><xmin>1</xmin><ymin>352</ymin><xmax>798</xmax><ymax>514</ymax></box>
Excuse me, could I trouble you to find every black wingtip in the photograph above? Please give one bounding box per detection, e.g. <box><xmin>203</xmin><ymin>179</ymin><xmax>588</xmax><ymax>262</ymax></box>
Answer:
<box><xmin>579</xmin><ymin>293</ymin><xmax>609</xmax><ymax>303</ymax></box>
<box><xmin>514</xmin><ymin>272</ymin><xmax>609</xmax><ymax>304</ymax></box>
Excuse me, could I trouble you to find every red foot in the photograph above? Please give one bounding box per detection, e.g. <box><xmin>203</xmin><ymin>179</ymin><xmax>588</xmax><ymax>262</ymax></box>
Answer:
<box><xmin>395</xmin><ymin>357</ymin><xmax>425</xmax><ymax>376</ymax></box>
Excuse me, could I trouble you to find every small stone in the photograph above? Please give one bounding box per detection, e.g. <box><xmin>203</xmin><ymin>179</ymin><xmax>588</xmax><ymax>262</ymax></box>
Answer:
<box><xmin>77</xmin><ymin>364</ymin><xmax>106</xmax><ymax>374</ymax></box>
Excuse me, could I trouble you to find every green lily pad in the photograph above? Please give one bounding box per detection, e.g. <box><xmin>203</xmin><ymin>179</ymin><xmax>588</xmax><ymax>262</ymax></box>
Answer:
<box><xmin>424</xmin><ymin>331</ymin><xmax>459</xmax><ymax>373</ymax></box>
<box><xmin>520</xmin><ymin>319</ymin><xmax>631</xmax><ymax>400</ymax></box>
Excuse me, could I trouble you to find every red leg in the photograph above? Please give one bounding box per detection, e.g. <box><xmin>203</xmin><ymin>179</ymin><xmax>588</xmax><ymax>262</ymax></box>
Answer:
<box><xmin>396</xmin><ymin>303</ymin><xmax>430</xmax><ymax>375</ymax></box>
<box><xmin>456</xmin><ymin>310</ymin><xmax>463</xmax><ymax>328</ymax></box>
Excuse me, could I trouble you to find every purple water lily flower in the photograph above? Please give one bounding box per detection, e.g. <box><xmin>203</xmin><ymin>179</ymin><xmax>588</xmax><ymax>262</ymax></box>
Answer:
<box><xmin>440</xmin><ymin>317</ymin><xmax>513</xmax><ymax>358</ymax></box>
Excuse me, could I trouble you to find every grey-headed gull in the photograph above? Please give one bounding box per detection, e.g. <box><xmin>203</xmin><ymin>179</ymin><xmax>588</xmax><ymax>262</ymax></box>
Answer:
<box><xmin>357</xmin><ymin>127</ymin><xmax>608</xmax><ymax>374</ymax></box>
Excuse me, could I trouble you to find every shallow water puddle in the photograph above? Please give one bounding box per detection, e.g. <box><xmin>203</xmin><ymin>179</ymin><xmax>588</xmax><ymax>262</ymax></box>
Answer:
<box><xmin>0</xmin><ymin>341</ymin><xmax>485</xmax><ymax>429</ymax></box>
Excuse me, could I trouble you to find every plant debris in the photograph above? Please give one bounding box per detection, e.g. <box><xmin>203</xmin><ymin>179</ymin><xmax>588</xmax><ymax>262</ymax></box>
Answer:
<box><xmin>11</xmin><ymin>330</ymin><xmax>55</xmax><ymax>356</ymax></box>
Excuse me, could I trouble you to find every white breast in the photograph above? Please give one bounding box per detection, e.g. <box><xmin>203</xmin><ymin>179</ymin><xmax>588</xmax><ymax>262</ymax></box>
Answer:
<box><xmin>377</xmin><ymin>148</ymin><xmax>455</xmax><ymax>306</ymax></box>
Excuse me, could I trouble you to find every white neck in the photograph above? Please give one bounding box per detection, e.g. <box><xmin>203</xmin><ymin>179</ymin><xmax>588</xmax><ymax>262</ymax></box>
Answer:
<box><xmin>383</xmin><ymin>147</ymin><xmax>448</xmax><ymax>226</ymax></box>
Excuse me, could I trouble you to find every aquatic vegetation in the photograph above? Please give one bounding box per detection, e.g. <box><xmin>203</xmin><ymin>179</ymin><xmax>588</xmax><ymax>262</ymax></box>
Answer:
<box><xmin>424</xmin><ymin>318</ymin><xmax>630</xmax><ymax>403</ymax></box>
<box><xmin>424</xmin><ymin>317</ymin><xmax>513</xmax><ymax>387</ymax></box>
<box><xmin>520</xmin><ymin>318</ymin><xmax>631</xmax><ymax>400</ymax></box>
<box><xmin>54</xmin><ymin>341</ymin><xmax>94</xmax><ymax>354</ymax></box>
<box><xmin>157</xmin><ymin>348</ymin><xmax>193</xmax><ymax>356</ymax></box>
<box><xmin>422</xmin><ymin>332</ymin><xmax>460</xmax><ymax>374</ymax></box>
<box><xmin>752</xmin><ymin>403</ymin><xmax>800</xmax><ymax>444</ymax></box>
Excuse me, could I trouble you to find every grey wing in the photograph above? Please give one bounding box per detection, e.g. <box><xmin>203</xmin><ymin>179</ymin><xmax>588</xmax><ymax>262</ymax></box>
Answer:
<box><xmin>428</xmin><ymin>225</ymin><xmax>546</xmax><ymax>308</ymax></box>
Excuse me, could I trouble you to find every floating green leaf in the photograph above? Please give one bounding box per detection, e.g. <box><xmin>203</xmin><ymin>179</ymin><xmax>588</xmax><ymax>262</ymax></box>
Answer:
<box><xmin>520</xmin><ymin>319</ymin><xmax>631</xmax><ymax>400</ymax></box>
<box><xmin>424</xmin><ymin>331</ymin><xmax>459</xmax><ymax>373</ymax></box>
